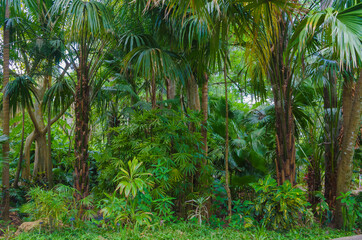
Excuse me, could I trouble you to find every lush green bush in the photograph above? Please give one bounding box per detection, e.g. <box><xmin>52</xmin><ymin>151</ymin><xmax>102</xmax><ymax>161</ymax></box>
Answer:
<box><xmin>356</xmin><ymin>192</ymin><xmax>362</xmax><ymax>230</ymax></box>
<box><xmin>21</xmin><ymin>185</ymin><xmax>94</xmax><ymax>229</ymax></box>
<box><xmin>337</xmin><ymin>191</ymin><xmax>362</xmax><ymax>231</ymax></box>
<box><xmin>249</xmin><ymin>175</ymin><xmax>310</xmax><ymax>229</ymax></box>
<box><xmin>95</xmin><ymin>109</ymin><xmax>208</xmax><ymax>214</ymax></box>
<box><xmin>99</xmin><ymin>158</ymin><xmax>153</xmax><ymax>230</ymax></box>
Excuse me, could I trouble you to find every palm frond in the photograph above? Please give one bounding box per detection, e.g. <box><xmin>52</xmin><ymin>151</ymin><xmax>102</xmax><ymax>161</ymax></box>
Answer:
<box><xmin>4</xmin><ymin>76</ymin><xmax>38</xmax><ymax>115</ymax></box>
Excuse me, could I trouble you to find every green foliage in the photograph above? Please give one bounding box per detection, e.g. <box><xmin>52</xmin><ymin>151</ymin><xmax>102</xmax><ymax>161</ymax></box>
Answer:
<box><xmin>0</xmin><ymin>225</ymin><xmax>16</xmax><ymax>239</ymax></box>
<box><xmin>15</xmin><ymin>222</ymin><xmax>354</xmax><ymax>240</ymax></box>
<box><xmin>99</xmin><ymin>192</ymin><xmax>152</xmax><ymax>231</ymax></box>
<box><xmin>104</xmin><ymin>158</ymin><xmax>153</xmax><ymax>230</ymax></box>
<box><xmin>229</xmin><ymin>199</ymin><xmax>255</xmax><ymax>229</ymax></box>
<box><xmin>21</xmin><ymin>185</ymin><xmax>95</xmax><ymax>229</ymax></box>
<box><xmin>4</xmin><ymin>75</ymin><xmax>38</xmax><ymax>114</ymax></box>
<box><xmin>116</xmin><ymin>158</ymin><xmax>152</xmax><ymax>199</ymax></box>
<box><xmin>152</xmin><ymin>196</ymin><xmax>176</xmax><ymax>223</ymax></box>
<box><xmin>186</xmin><ymin>196</ymin><xmax>210</xmax><ymax>226</ymax></box>
<box><xmin>96</xmin><ymin>109</ymin><xmax>206</xmax><ymax>201</ymax></box>
<box><xmin>249</xmin><ymin>176</ymin><xmax>310</xmax><ymax>230</ymax></box>
<box><xmin>355</xmin><ymin>192</ymin><xmax>362</xmax><ymax>229</ymax></box>
<box><xmin>337</xmin><ymin>191</ymin><xmax>361</xmax><ymax>231</ymax></box>
<box><xmin>314</xmin><ymin>192</ymin><xmax>332</xmax><ymax>225</ymax></box>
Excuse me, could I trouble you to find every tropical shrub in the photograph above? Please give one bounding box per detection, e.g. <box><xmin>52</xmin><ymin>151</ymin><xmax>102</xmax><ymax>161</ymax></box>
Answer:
<box><xmin>249</xmin><ymin>176</ymin><xmax>309</xmax><ymax>229</ymax></box>
<box><xmin>186</xmin><ymin>196</ymin><xmax>210</xmax><ymax>226</ymax></box>
<box><xmin>21</xmin><ymin>185</ymin><xmax>94</xmax><ymax>230</ymax></box>
<box><xmin>96</xmin><ymin>109</ymin><xmax>206</xmax><ymax>211</ymax></box>
<box><xmin>229</xmin><ymin>199</ymin><xmax>255</xmax><ymax>229</ymax></box>
<box><xmin>337</xmin><ymin>191</ymin><xmax>361</xmax><ymax>231</ymax></box>
<box><xmin>101</xmin><ymin>158</ymin><xmax>153</xmax><ymax>230</ymax></box>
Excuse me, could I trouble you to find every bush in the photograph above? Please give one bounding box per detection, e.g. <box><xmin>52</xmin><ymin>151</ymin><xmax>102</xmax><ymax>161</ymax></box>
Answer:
<box><xmin>337</xmin><ymin>191</ymin><xmax>362</xmax><ymax>231</ymax></box>
<box><xmin>249</xmin><ymin>175</ymin><xmax>310</xmax><ymax>229</ymax></box>
<box><xmin>21</xmin><ymin>185</ymin><xmax>94</xmax><ymax>230</ymax></box>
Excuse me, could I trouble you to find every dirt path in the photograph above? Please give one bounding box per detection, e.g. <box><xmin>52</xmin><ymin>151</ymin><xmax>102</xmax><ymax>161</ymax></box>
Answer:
<box><xmin>333</xmin><ymin>236</ymin><xmax>362</xmax><ymax>240</ymax></box>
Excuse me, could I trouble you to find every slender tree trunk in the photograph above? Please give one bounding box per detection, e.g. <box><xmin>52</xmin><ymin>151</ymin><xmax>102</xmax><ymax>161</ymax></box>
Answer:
<box><xmin>185</xmin><ymin>75</ymin><xmax>201</xmax><ymax>194</ymax></box>
<box><xmin>273</xmin><ymin>85</ymin><xmax>296</xmax><ymax>185</ymax></box>
<box><xmin>201</xmin><ymin>74</ymin><xmax>211</xmax><ymax>215</ymax></box>
<box><xmin>47</xmin><ymin>70</ymin><xmax>53</xmax><ymax>188</ymax></box>
<box><xmin>335</xmin><ymin>71</ymin><xmax>362</xmax><ymax>228</ymax></box>
<box><xmin>1</xmin><ymin>0</ymin><xmax>10</xmax><ymax>221</ymax></box>
<box><xmin>201</xmin><ymin>75</ymin><xmax>208</xmax><ymax>157</ymax></box>
<box><xmin>151</xmin><ymin>72</ymin><xmax>157</xmax><ymax>109</ymax></box>
<box><xmin>307</xmin><ymin>155</ymin><xmax>322</xmax><ymax>209</ymax></box>
<box><xmin>270</xmin><ymin>15</ymin><xmax>296</xmax><ymax>186</ymax></box>
<box><xmin>158</xmin><ymin>87</ymin><xmax>163</xmax><ymax>109</ymax></box>
<box><xmin>166</xmin><ymin>78</ymin><xmax>176</xmax><ymax>100</ymax></box>
<box><xmin>14</xmin><ymin>108</ymin><xmax>26</xmax><ymax>188</ymax></box>
<box><xmin>23</xmin><ymin>131</ymin><xmax>35</xmax><ymax>180</ymax></box>
<box><xmin>224</xmin><ymin>48</ymin><xmax>232</xmax><ymax>223</ymax></box>
<box><xmin>166</xmin><ymin>78</ymin><xmax>176</xmax><ymax>108</ymax></box>
<box><xmin>74</xmin><ymin>63</ymin><xmax>90</xmax><ymax>201</ymax></box>
<box><xmin>320</xmin><ymin>0</ymin><xmax>339</xmax><ymax>210</ymax></box>
<box><xmin>323</xmin><ymin>71</ymin><xmax>340</xmax><ymax>210</ymax></box>
<box><xmin>186</xmin><ymin>76</ymin><xmax>200</xmax><ymax>111</ymax></box>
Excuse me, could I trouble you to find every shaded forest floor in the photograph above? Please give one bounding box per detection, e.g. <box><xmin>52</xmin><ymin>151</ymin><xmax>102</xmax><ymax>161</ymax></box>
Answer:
<box><xmin>11</xmin><ymin>222</ymin><xmax>355</xmax><ymax>240</ymax></box>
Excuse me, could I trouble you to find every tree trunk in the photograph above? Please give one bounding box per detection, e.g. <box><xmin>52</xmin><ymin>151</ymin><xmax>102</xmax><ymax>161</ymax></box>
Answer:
<box><xmin>1</xmin><ymin>0</ymin><xmax>10</xmax><ymax>221</ymax></box>
<box><xmin>224</xmin><ymin>48</ymin><xmax>232</xmax><ymax>223</ymax></box>
<box><xmin>269</xmin><ymin>15</ymin><xmax>296</xmax><ymax>186</ymax></box>
<box><xmin>201</xmin><ymin>74</ymin><xmax>211</xmax><ymax>215</ymax></box>
<box><xmin>323</xmin><ymin>71</ymin><xmax>340</xmax><ymax>210</ymax></box>
<box><xmin>158</xmin><ymin>87</ymin><xmax>163</xmax><ymax>109</ymax></box>
<box><xmin>166</xmin><ymin>78</ymin><xmax>176</xmax><ymax>100</ymax></box>
<box><xmin>46</xmin><ymin>71</ymin><xmax>53</xmax><ymax>188</ymax></box>
<box><xmin>307</xmin><ymin>156</ymin><xmax>322</xmax><ymax>209</ymax></box>
<box><xmin>201</xmin><ymin>75</ymin><xmax>208</xmax><ymax>157</ymax></box>
<box><xmin>33</xmin><ymin>134</ymin><xmax>48</xmax><ymax>177</ymax></box>
<box><xmin>186</xmin><ymin>76</ymin><xmax>200</xmax><ymax>111</ymax></box>
<box><xmin>74</xmin><ymin>64</ymin><xmax>90</xmax><ymax>201</ymax></box>
<box><xmin>335</xmin><ymin>71</ymin><xmax>362</xmax><ymax>228</ymax></box>
<box><xmin>23</xmin><ymin>131</ymin><xmax>35</xmax><ymax>180</ymax></box>
<box><xmin>273</xmin><ymin>86</ymin><xmax>296</xmax><ymax>185</ymax></box>
<box><xmin>166</xmin><ymin>78</ymin><xmax>176</xmax><ymax>109</ymax></box>
<box><xmin>14</xmin><ymin>108</ymin><xmax>26</xmax><ymax>188</ymax></box>
<box><xmin>151</xmin><ymin>72</ymin><xmax>157</xmax><ymax>109</ymax></box>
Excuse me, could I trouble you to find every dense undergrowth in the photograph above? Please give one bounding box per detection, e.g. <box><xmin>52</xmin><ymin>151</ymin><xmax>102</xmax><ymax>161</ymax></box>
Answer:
<box><xmin>13</xmin><ymin>223</ymin><xmax>353</xmax><ymax>240</ymax></box>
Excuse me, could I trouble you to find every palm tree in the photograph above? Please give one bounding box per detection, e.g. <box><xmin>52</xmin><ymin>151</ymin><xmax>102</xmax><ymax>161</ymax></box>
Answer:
<box><xmin>238</xmin><ymin>0</ymin><xmax>308</xmax><ymax>186</ymax></box>
<box><xmin>296</xmin><ymin>1</ymin><xmax>362</xmax><ymax>227</ymax></box>
<box><xmin>318</xmin><ymin>0</ymin><xmax>341</xmax><ymax>210</ymax></box>
<box><xmin>1</xmin><ymin>0</ymin><xmax>10</xmax><ymax>222</ymax></box>
<box><xmin>5</xmin><ymin>76</ymin><xmax>38</xmax><ymax>188</ymax></box>
<box><xmin>4</xmin><ymin>0</ymin><xmax>71</xmax><ymax>184</ymax></box>
<box><xmin>51</xmin><ymin>0</ymin><xmax>113</xmax><ymax>200</ymax></box>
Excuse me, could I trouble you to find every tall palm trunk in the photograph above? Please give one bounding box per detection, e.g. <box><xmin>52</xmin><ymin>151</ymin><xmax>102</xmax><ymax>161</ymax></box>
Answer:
<box><xmin>186</xmin><ymin>76</ymin><xmax>200</xmax><ymax>112</ymax></box>
<box><xmin>320</xmin><ymin>0</ymin><xmax>340</xmax><ymax>209</ymax></box>
<box><xmin>272</xmin><ymin>65</ymin><xmax>296</xmax><ymax>185</ymax></box>
<box><xmin>270</xmin><ymin>15</ymin><xmax>296</xmax><ymax>186</ymax></box>
<box><xmin>14</xmin><ymin>108</ymin><xmax>26</xmax><ymax>188</ymax></box>
<box><xmin>186</xmin><ymin>75</ymin><xmax>201</xmax><ymax>192</ymax></box>
<box><xmin>224</xmin><ymin>47</ymin><xmax>232</xmax><ymax>223</ymax></box>
<box><xmin>166</xmin><ymin>78</ymin><xmax>176</xmax><ymax>109</ymax></box>
<box><xmin>46</xmin><ymin>64</ymin><xmax>53</xmax><ymax>188</ymax></box>
<box><xmin>201</xmin><ymin>74</ymin><xmax>208</xmax><ymax>157</ymax></box>
<box><xmin>323</xmin><ymin>72</ymin><xmax>340</xmax><ymax>209</ymax></box>
<box><xmin>1</xmin><ymin>0</ymin><xmax>10</xmax><ymax>221</ymax></box>
<box><xmin>74</xmin><ymin>58</ymin><xmax>90</xmax><ymax>201</ymax></box>
<box><xmin>335</xmin><ymin>72</ymin><xmax>362</xmax><ymax>228</ymax></box>
<box><xmin>151</xmin><ymin>71</ymin><xmax>157</xmax><ymax>109</ymax></box>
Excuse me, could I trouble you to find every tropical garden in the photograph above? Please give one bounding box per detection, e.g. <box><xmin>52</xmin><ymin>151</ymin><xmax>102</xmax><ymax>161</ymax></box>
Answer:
<box><xmin>0</xmin><ymin>0</ymin><xmax>361</xmax><ymax>239</ymax></box>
